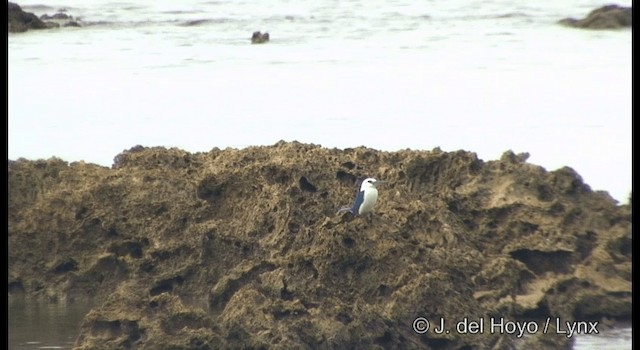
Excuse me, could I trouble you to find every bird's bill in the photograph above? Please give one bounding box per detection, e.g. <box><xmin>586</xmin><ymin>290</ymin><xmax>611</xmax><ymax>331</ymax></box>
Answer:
<box><xmin>374</xmin><ymin>180</ymin><xmax>386</xmax><ymax>185</ymax></box>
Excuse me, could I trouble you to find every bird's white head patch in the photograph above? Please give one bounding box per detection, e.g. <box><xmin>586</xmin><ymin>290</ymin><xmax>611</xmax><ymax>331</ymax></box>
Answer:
<box><xmin>361</xmin><ymin>178</ymin><xmax>379</xmax><ymax>189</ymax></box>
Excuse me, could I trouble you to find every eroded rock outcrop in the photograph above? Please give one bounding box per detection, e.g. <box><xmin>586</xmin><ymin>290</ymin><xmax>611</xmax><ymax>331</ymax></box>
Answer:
<box><xmin>8</xmin><ymin>142</ymin><xmax>631</xmax><ymax>349</ymax></box>
<box><xmin>559</xmin><ymin>4</ymin><xmax>632</xmax><ymax>29</ymax></box>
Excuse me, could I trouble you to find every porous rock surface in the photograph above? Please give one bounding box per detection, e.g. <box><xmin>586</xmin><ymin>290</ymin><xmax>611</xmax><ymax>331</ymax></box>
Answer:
<box><xmin>8</xmin><ymin>142</ymin><xmax>631</xmax><ymax>349</ymax></box>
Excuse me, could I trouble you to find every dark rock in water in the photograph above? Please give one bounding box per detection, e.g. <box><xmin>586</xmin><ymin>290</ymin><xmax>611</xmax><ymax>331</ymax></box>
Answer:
<box><xmin>41</xmin><ymin>12</ymin><xmax>71</xmax><ymax>20</ymax></box>
<box><xmin>251</xmin><ymin>31</ymin><xmax>270</xmax><ymax>44</ymax></box>
<box><xmin>8</xmin><ymin>2</ymin><xmax>49</xmax><ymax>33</ymax></box>
<box><xmin>9</xmin><ymin>2</ymin><xmax>81</xmax><ymax>32</ymax></box>
<box><xmin>41</xmin><ymin>10</ymin><xmax>81</xmax><ymax>28</ymax></box>
<box><xmin>8</xmin><ymin>143</ymin><xmax>631</xmax><ymax>349</ymax></box>
<box><xmin>559</xmin><ymin>4</ymin><xmax>632</xmax><ymax>29</ymax></box>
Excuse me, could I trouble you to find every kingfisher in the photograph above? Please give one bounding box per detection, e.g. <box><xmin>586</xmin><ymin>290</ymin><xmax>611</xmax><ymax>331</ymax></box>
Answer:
<box><xmin>337</xmin><ymin>178</ymin><xmax>385</xmax><ymax>215</ymax></box>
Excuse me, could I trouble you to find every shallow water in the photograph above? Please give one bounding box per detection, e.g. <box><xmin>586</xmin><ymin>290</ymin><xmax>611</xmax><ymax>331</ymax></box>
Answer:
<box><xmin>8</xmin><ymin>297</ymin><xmax>94</xmax><ymax>350</ymax></box>
<box><xmin>573</xmin><ymin>323</ymin><xmax>633</xmax><ymax>350</ymax></box>
<box><xmin>8</xmin><ymin>0</ymin><xmax>631</xmax><ymax>203</ymax></box>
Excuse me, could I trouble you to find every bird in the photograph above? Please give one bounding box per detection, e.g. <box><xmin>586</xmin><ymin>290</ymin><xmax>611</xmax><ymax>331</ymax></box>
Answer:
<box><xmin>337</xmin><ymin>178</ymin><xmax>385</xmax><ymax>215</ymax></box>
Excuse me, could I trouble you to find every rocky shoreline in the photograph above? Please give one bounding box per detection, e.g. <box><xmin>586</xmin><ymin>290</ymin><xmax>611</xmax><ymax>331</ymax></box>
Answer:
<box><xmin>8</xmin><ymin>142</ymin><xmax>631</xmax><ymax>349</ymax></box>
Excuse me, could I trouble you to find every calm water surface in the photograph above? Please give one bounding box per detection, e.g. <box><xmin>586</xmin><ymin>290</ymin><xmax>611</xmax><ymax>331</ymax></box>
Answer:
<box><xmin>8</xmin><ymin>297</ymin><xmax>93</xmax><ymax>350</ymax></box>
<box><xmin>8</xmin><ymin>0</ymin><xmax>631</xmax><ymax>203</ymax></box>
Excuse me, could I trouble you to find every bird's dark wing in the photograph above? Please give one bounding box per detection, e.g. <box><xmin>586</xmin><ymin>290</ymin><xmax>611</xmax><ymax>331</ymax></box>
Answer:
<box><xmin>351</xmin><ymin>190</ymin><xmax>365</xmax><ymax>214</ymax></box>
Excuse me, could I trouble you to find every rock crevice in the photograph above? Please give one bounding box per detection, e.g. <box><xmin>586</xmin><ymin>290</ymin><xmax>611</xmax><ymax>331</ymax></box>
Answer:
<box><xmin>8</xmin><ymin>143</ymin><xmax>631</xmax><ymax>349</ymax></box>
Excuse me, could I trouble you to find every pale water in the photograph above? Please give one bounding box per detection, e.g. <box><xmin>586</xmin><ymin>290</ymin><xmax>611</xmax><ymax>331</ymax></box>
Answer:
<box><xmin>8</xmin><ymin>0</ymin><xmax>631</xmax><ymax>203</ymax></box>
<box><xmin>8</xmin><ymin>297</ymin><xmax>93</xmax><ymax>350</ymax></box>
<box><xmin>7</xmin><ymin>2</ymin><xmax>631</xmax><ymax>347</ymax></box>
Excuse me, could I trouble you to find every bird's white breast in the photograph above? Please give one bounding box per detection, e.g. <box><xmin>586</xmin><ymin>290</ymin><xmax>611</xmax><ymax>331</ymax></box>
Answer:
<box><xmin>358</xmin><ymin>187</ymin><xmax>378</xmax><ymax>214</ymax></box>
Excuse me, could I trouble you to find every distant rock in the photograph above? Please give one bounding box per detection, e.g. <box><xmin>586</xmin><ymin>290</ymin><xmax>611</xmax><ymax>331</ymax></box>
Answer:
<box><xmin>41</xmin><ymin>12</ymin><xmax>71</xmax><ymax>20</ymax></box>
<box><xmin>8</xmin><ymin>2</ymin><xmax>51</xmax><ymax>33</ymax></box>
<box><xmin>251</xmin><ymin>31</ymin><xmax>270</xmax><ymax>44</ymax></box>
<box><xmin>559</xmin><ymin>4</ymin><xmax>632</xmax><ymax>29</ymax></box>
<box><xmin>9</xmin><ymin>2</ymin><xmax>81</xmax><ymax>33</ymax></box>
<box><xmin>41</xmin><ymin>9</ymin><xmax>82</xmax><ymax>28</ymax></box>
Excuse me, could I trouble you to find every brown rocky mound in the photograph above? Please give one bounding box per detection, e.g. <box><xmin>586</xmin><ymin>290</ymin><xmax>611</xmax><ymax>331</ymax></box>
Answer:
<box><xmin>8</xmin><ymin>142</ymin><xmax>631</xmax><ymax>349</ymax></box>
<box><xmin>559</xmin><ymin>4</ymin><xmax>632</xmax><ymax>29</ymax></box>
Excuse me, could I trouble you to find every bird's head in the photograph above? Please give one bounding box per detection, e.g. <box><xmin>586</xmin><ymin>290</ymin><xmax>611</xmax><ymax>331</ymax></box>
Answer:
<box><xmin>361</xmin><ymin>178</ymin><xmax>385</xmax><ymax>190</ymax></box>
